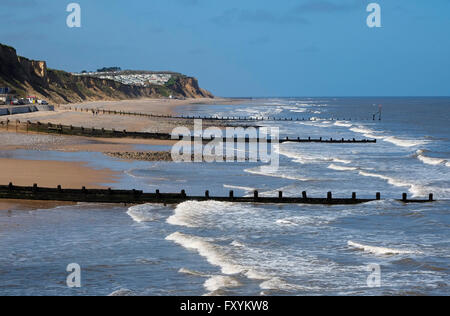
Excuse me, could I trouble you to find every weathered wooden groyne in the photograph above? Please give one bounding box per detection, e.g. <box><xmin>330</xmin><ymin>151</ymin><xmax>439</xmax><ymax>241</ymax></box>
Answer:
<box><xmin>66</xmin><ymin>107</ymin><xmax>376</xmax><ymax>122</ymax></box>
<box><xmin>0</xmin><ymin>120</ymin><xmax>376</xmax><ymax>144</ymax></box>
<box><xmin>0</xmin><ymin>183</ymin><xmax>435</xmax><ymax>205</ymax></box>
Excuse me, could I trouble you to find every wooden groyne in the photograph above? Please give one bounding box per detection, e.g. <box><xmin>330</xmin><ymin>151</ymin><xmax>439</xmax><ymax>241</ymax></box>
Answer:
<box><xmin>66</xmin><ymin>107</ymin><xmax>377</xmax><ymax>122</ymax></box>
<box><xmin>0</xmin><ymin>120</ymin><xmax>376</xmax><ymax>144</ymax></box>
<box><xmin>0</xmin><ymin>184</ymin><xmax>435</xmax><ymax>205</ymax></box>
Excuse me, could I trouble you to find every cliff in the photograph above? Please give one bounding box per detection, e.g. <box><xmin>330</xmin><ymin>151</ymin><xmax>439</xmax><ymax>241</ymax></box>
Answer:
<box><xmin>0</xmin><ymin>43</ymin><xmax>213</xmax><ymax>104</ymax></box>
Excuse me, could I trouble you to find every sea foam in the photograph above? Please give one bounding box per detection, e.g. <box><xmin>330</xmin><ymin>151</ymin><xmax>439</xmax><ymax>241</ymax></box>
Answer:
<box><xmin>348</xmin><ymin>241</ymin><xmax>419</xmax><ymax>256</ymax></box>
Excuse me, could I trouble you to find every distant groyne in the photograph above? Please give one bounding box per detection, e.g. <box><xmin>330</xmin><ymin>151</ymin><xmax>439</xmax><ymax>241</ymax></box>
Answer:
<box><xmin>66</xmin><ymin>107</ymin><xmax>376</xmax><ymax>122</ymax></box>
<box><xmin>0</xmin><ymin>120</ymin><xmax>377</xmax><ymax>143</ymax></box>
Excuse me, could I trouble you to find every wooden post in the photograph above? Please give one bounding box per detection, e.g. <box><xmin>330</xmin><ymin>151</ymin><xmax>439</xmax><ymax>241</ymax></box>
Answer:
<box><xmin>33</xmin><ymin>184</ymin><xmax>38</xmax><ymax>192</ymax></box>
<box><xmin>205</xmin><ymin>190</ymin><xmax>210</xmax><ymax>198</ymax></box>
<box><xmin>352</xmin><ymin>192</ymin><xmax>356</xmax><ymax>200</ymax></box>
<box><xmin>254</xmin><ymin>190</ymin><xmax>259</xmax><ymax>199</ymax></box>
<box><xmin>57</xmin><ymin>185</ymin><xmax>62</xmax><ymax>192</ymax></box>
<box><xmin>181</xmin><ymin>190</ymin><xmax>186</xmax><ymax>197</ymax></box>
<box><xmin>279</xmin><ymin>191</ymin><xmax>283</xmax><ymax>199</ymax></box>
<box><xmin>402</xmin><ymin>193</ymin><xmax>407</xmax><ymax>202</ymax></box>
<box><xmin>229</xmin><ymin>191</ymin><xmax>234</xmax><ymax>199</ymax></box>
<box><xmin>429</xmin><ymin>193</ymin><xmax>434</xmax><ymax>202</ymax></box>
<box><xmin>376</xmin><ymin>192</ymin><xmax>381</xmax><ymax>200</ymax></box>
<box><xmin>327</xmin><ymin>192</ymin><xmax>332</xmax><ymax>201</ymax></box>
<box><xmin>302</xmin><ymin>191</ymin><xmax>307</xmax><ymax>199</ymax></box>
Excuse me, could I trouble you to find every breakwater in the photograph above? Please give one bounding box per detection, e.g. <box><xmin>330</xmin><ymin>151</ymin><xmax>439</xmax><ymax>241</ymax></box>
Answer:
<box><xmin>67</xmin><ymin>107</ymin><xmax>376</xmax><ymax>122</ymax></box>
<box><xmin>0</xmin><ymin>120</ymin><xmax>376</xmax><ymax>143</ymax></box>
<box><xmin>0</xmin><ymin>183</ymin><xmax>435</xmax><ymax>205</ymax></box>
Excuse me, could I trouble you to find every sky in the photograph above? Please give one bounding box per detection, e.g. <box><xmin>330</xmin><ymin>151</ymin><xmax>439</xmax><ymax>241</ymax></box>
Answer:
<box><xmin>1</xmin><ymin>0</ymin><xmax>450</xmax><ymax>97</ymax></box>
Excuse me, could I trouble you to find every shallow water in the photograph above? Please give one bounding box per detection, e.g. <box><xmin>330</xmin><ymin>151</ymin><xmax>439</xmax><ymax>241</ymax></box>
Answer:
<box><xmin>0</xmin><ymin>97</ymin><xmax>448</xmax><ymax>295</ymax></box>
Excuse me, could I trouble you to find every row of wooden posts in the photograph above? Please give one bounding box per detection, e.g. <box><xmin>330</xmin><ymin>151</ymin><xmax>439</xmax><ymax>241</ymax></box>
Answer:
<box><xmin>67</xmin><ymin>107</ymin><xmax>376</xmax><ymax>122</ymax></box>
<box><xmin>0</xmin><ymin>120</ymin><xmax>377</xmax><ymax>143</ymax></box>
<box><xmin>0</xmin><ymin>183</ymin><xmax>435</xmax><ymax>205</ymax></box>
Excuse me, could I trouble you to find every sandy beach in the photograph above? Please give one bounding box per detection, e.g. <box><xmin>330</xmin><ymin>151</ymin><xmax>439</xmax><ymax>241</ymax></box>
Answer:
<box><xmin>64</xmin><ymin>97</ymin><xmax>244</xmax><ymax>115</ymax></box>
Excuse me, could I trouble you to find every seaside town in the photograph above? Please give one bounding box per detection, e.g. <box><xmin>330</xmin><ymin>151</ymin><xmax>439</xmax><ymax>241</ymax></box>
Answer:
<box><xmin>72</xmin><ymin>67</ymin><xmax>174</xmax><ymax>87</ymax></box>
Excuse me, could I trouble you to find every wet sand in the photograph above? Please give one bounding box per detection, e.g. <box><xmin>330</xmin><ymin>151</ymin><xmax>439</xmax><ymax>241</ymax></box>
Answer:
<box><xmin>0</xmin><ymin>199</ymin><xmax>76</xmax><ymax>211</ymax></box>
<box><xmin>0</xmin><ymin>158</ymin><xmax>118</xmax><ymax>189</ymax></box>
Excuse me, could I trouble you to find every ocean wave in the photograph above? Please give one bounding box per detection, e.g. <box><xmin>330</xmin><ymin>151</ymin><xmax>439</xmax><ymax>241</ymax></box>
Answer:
<box><xmin>204</xmin><ymin>275</ymin><xmax>242</xmax><ymax>292</ymax></box>
<box><xmin>167</xmin><ymin>201</ymin><xmax>234</xmax><ymax>228</ymax></box>
<box><xmin>357</xmin><ymin>170</ymin><xmax>446</xmax><ymax>198</ymax></box>
<box><xmin>328</xmin><ymin>164</ymin><xmax>358</xmax><ymax>171</ymax></box>
<box><xmin>349</xmin><ymin>126</ymin><xmax>428</xmax><ymax>148</ymax></box>
<box><xmin>244</xmin><ymin>166</ymin><xmax>313</xmax><ymax>181</ymax></box>
<box><xmin>383</xmin><ymin>136</ymin><xmax>428</xmax><ymax>148</ymax></box>
<box><xmin>276</xmin><ymin>219</ymin><xmax>299</xmax><ymax>226</ymax></box>
<box><xmin>276</xmin><ymin>215</ymin><xmax>336</xmax><ymax>227</ymax></box>
<box><xmin>166</xmin><ymin>232</ymin><xmax>244</xmax><ymax>275</ymax></box>
<box><xmin>334</xmin><ymin>121</ymin><xmax>353</xmax><ymax>128</ymax></box>
<box><xmin>348</xmin><ymin>241</ymin><xmax>419</xmax><ymax>256</ymax></box>
<box><xmin>415</xmin><ymin>150</ymin><xmax>449</xmax><ymax>167</ymax></box>
<box><xmin>223</xmin><ymin>184</ymin><xmax>256</xmax><ymax>192</ymax></box>
<box><xmin>277</xmin><ymin>147</ymin><xmax>351</xmax><ymax>165</ymax></box>
<box><xmin>127</xmin><ymin>204</ymin><xmax>168</xmax><ymax>223</ymax></box>
<box><xmin>230</xmin><ymin>240</ymin><xmax>246</xmax><ymax>248</ymax></box>
<box><xmin>166</xmin><ymin>232</ymin><xmax>274</xmax><ymax>284</ymax></box>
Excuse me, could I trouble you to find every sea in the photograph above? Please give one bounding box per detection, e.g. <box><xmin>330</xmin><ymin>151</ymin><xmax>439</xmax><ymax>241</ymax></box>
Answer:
<box><xmin>0</xmin><ymin>97</ymin><xmax>449</xmax><ymax>296</ymax></box>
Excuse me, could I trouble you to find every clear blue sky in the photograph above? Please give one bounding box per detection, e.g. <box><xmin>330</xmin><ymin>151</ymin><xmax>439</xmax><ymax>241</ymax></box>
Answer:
<box><xmin>1</xmin><ymin>0</ymin><xmax>449</xmax><ymax>97</ymax></box>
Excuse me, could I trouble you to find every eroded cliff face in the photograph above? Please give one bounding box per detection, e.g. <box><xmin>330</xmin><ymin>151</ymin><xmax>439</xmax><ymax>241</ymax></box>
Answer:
<box><xmin>165</xmin><ymin>76</ymin><xmax>214</xmax><ymax>99</ymax></box>
<box><xmin>0</xmin><ymin>43</ymin><xmax>214</xmax><ymax>104</ymax></box>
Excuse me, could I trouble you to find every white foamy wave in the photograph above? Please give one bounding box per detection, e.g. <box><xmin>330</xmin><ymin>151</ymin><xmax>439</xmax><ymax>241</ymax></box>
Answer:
<box><xmin>276</xmin><ymin>219</ymin><xmax>298</xmax><ymax>226</ymax></box>
<box><xmin>167</xmin><ymin>201</ymin><xmax>234</xmax><ymax>228</ymax></box>
<box><xmin>349</xmin><ymin>126</ymin><xmax>379</xmax><ymax>139</ymax></box>
<box><xmin>383</xmin><ymin>136</ymin><xmax>428</xmax><ymax>148</ymax></box>
<box><xmin>127</xmin><ymin>204</ymin><xmax>168</xmax><ymax>223</ymax></box>
<box><xmin>332</xmin><ymin>158</ymin><xmax>352</xmax><ymax>164</ymax></box>
<box><xmin>358</xmin><ymin>171</ymin><xmax>411</xmax><ymax>189</ymax></box>
<box><xmin>328</xmin><ymin>164</ymin><xmax>358</xmax><ymax>171</ymax></box>
<box><xmin>348</xmin><ymin>241</ymin><xmax>419</xmax><ymax>256</ymax></box>
<box><xmin>350</xmin><ymin>126</ymin><xmax>428</xmax><ymax>148</ymax></box>
<box><xmin>204</xmin><ymin>275</ymin><xmax>242</xmax><ymax>292</ymax></box>
<box><xmin>244</xmin><ymin>166</ymin><xmax>313</xmax><ymax>181</ymax></box>
<box><xmin>276</xmin><ymin>215</ymin><xmax>335</xmax><ymax>227</ymax></box>
<box><xmin>277</xmin><ymin>147</ymin><xmax>351</xmax><ymax>165</ymax></box>
<box><xmin>166</xmin><ymin>232</ymin><xmax>244</xmax><ymax>275</ymax></box>
<box><xmin>415</xmin><ymin>150</ymin><xmax>449</xmax><ymax>167</ymax></box>
<box><xmin>231</xmin><ymin>240</ymin><xmax>246</xmax><ymax>248</ymax></box>
<box><xmin>334</xmin><ymin>121</ymin><xmax>353</xmax><ymax>128</ymax></box>
<box><xmin>357</xmin><ymin>171</ymin><xmax>440</xmax><ymax>198</ymax></box>
<box><xmin>223</xmin><ymin>184</ymin><xmax>256</xmax><ymax>192</ymax></box>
